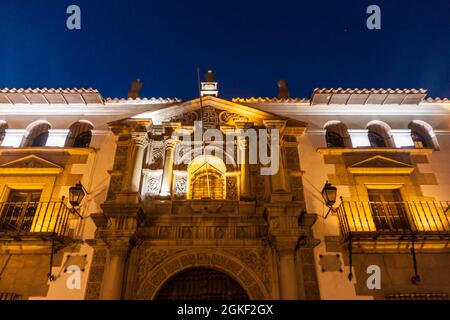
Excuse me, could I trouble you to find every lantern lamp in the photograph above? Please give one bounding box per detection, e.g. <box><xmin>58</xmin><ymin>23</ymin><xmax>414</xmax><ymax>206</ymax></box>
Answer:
<box><xmin>69</xmin><ymin>182</ymin><xmax>86</xmax><ymax>207</ymax></box>
<box><xmin>321</xmin><ymin>181</ymin><xmax>337</xmax><ymax>207</ymax></box>
<box><xmin>321</xmin><ymin>181</ymin><xmax>338</xmax><ymax>219</ymax></box>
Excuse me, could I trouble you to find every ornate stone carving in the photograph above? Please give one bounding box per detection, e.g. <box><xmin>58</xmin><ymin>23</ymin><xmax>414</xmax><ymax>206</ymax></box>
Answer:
<box><xmin>285</xmin><ymin>147</ymin><xmax>300</xmax><ymax>171</ymax></box>
<box><xmin>202</xmin><ymin>106</ymin><xmax>219</xmax><ymax>128</ymax></box>
<box><xmin>226</xmin><ymin>176</ymin><xmax>238</xmax><ymax>200</ymax></box>
<box><xmin>112</xmin><ymin>149</ymin><xmax>127</xmax><ymax>171</ymax></box>
<box><xmin>107</xmin><ymin>175</ymin><xmax>122</xmax><ymax>200</ymax></box>
<box><xmin>290</xmin><ymin>175</ymin><xmax>304</xmax><ymax>202</ymax></box>
<box><xmin>142</xmin><ymin>171</ymin><xmax>162</xmax><ymax>197</ymax></box>
<box><xmin>174</xmin><ymin>174</ymin><xmax>187</xmax><ymax>199</ymax></box>
<box><xmin>148</xmin><ymin>141</ymin><xmax>164</xmax><ymax>170</ymax></box>
<box><xmin>159</xmin><ymin>227</ymin><xmax>171</xmax><ymax>239</ymax></box>
<box><xmin>136</xmin><ymin>249</ymin><xmax>181</xmax><ymax>286</ymax></box>
<box><xmin>85</xmin><ymin>248</ymin><xmax>107</xmax><ymax>300</ymax></box>
<box><xmin>169</xmin><ymin>111</ymin><xmax>199</xmax><ymax>124</ymax></box>
<box><xmin>219</xmin><ymin>111</ymin><xmax>249</xmax><ymax>125</ymax></box>
<box><xmin>214</xmin><ymin>227</ymin><xmax>225</xmax><ymax>239</ymax></box>
<box><xmin>225</xmin><ymin>248</ymin><xmax>272</xmax><ymax>295</ymax></box>
<box><xmin>174</xmin><ymin>143</ymin><xmax>191</xmax><ymax>165</ymax></box>
<box><xmin>134</xmin><ymin>250</ymin><xmax>269</xmax><ymax>300</ymax></box>
<box><xmin>16</xmin><ymin>160</ymin><xmax>44</xmax><ymax>168</ymax></box>
<box><xmin>255</xmin><ymin>174</ymin><xmax>266</xmax><ymax>202</ymax></box>
<box><xmin>182</xmin><ymin>227</ymin><xmax>193</xmax><ymax>239</ymax></box>
<box><xmin>236</xmin><ymin>226</ymin><xmax>248</xmax><ymax>239</ymax></box>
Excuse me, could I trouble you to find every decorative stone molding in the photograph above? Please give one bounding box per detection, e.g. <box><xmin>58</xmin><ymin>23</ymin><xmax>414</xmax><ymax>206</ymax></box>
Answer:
<box><xmin>169</xmin><ymin>111</ymin><xmax>199</xmax><ymax>125</ymax></box>
<box><xmin>131</xmin><ymin>132</ymin><xmax>149</xmax><ymax>148</ymax></box>
<box><xmin>225</xmin><ymin>248</ymin><xmax>273</xmax><ymax>293</ymax></box>
<box><xmin>84</xmin><ymin>243</ymin><xmax>107</xmax><ymax>301</ymax></box>
<box><xmin>142</xmin><ymin>170</ymin><xmax>163</xmax><ymax>197</ymax></box>
<box><xmin>133</xmin><ymin>249</ymin><xmax>270</xmax><ymax>300</ymax></box>
<box><xmin>173</xmin><ymin>172</ymin><xmax>188</xmax><ymax>199</ymax></box>
<box><xmin>226</xmin><ymin>176</ymin><xmax>238</xmax><ymax>200</ymax></box>
<box><xmin>147</xmin><ymin>140</ymin><xmax>165</xmax><ymax>170</ymax></box>
<box><xmin>219</xmin><ymin>111</ymin><xmax>249</xmax><ymax>126</ymax></box>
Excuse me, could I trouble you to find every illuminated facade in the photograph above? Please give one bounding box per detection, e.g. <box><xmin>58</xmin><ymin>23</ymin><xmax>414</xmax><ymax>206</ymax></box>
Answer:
<box><xmin>0</xmin><ymin>82</ymin><xmax>449</xmax><ymax>300</ymax></box>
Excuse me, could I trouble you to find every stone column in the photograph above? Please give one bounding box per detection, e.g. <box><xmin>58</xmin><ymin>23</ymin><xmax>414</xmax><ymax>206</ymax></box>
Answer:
<box><xmin>237</xmin><ymin>136</ymin><xmax>252</xmax><ymax>199</ymax></box>
<box><xmin>129</xmin><ymin>133</ymin><xmax>148</xmax><ymax>193</ymax></box>
<box><xmin>160</xmin><ymin>138</ymin><xmax>178</xmax><ymax>197</ymax></box>
<box><xmin>276</xmin><ymin>241</ymin><xmax>299</xmax><ymax>300</ymax></box>
<box><xmin>273</xmin><ymin>143</ymin><xmax>288</xmax><ymax>192</ymax></box>
<box><xmin>263</xmin><ymin>120</ymin><xmax>288</xmax><ymax>192</ymax></box>
<box><xmin>101</xmin><ymin>246</ymin><xmax>128</xmax><ymax>300</ymax></box>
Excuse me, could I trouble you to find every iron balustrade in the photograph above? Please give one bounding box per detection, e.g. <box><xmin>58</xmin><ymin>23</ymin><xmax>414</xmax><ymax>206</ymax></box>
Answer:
<box><xmin>0</xmin><ymin>200</ymin><xmax>73</xmax><ymax>238</ymax></box>
<box><xmin>0</xmin><ymin>292</ymin><xmax>24</xmax><ymax>300</ymax></box>
<box><xmin>337</xmin><ymin>200</ymin><xmax>450</xmax><ymax>241</ymax></box>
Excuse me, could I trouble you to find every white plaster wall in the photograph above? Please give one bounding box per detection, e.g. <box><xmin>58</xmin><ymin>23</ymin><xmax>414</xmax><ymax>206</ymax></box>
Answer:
<box><xmin>257</xmin><ymin>102</ymin><xmax>450</xmax><ymax>300</ymax></box>
<box><xmin>0</xmin><ymin>104</ymin><xmax>122</xmax><ymax>300</ymax></box>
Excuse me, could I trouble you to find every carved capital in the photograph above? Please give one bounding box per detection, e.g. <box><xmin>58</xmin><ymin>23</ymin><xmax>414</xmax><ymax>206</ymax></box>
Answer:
<box><xmin>273</xmin><ymin>237</ymin><xmax>299</xmax><ymax>257</ymax></box>
<box><xmin>108</xmin><ymin>243</ymin><xmax>131</xmax><ymax>257</ymax></box>
<box><xmin>164</xmin><ymin>138</ymin><xmax>179</xmax><ymax>150</ymax></box>
<box><xmin>263</xmin><ymin>120</ymin><xmax>287</xmax><ymax>132</ymax></box>
<box><xmin>131</xmin><ymin>132</ymin><xmax>149</xmax><ymax>147</ymax></box>
<box><xmin>162</xmin><ymin>122</ymin><xmax>182</xmax><ymax>137</ymax></box>
<box><xmin>237</xmin><ymin>136</ymin><xmax>248</xmax><ymax>150</ymax></box>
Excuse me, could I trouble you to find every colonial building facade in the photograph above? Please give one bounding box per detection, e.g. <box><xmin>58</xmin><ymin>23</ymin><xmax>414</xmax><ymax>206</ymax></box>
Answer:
<box><xmin>0</xmin><ymin>78</ymin><xmax>449</xmax><ymax>300</ymax></box>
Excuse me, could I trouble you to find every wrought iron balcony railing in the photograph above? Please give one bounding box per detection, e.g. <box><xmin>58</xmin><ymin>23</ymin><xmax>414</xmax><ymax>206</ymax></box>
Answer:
<box><xmin>0</xmin><ymin>292</ymin><xmax>24</xmax><ymax>300</ymax></box>
<box><xmin>0</xmin><ymin>200</ymin><xmax>74</xmax><ymax>238</ymax></box>
<box><xmin>337</xmin><ymin>200</ymin><xmax>450</xmax><ymax>241</ymax></box>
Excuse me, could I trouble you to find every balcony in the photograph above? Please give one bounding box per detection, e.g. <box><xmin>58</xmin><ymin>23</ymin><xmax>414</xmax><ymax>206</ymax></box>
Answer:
<box><xmin>0</xmin><ymin>200</ymin><xmax>75</xmax><ymax>239</ymax></box>
<box><xmin>337</xmin><ymin>200</ymin><xmax>450</xmax><ymax>243</ymax></box>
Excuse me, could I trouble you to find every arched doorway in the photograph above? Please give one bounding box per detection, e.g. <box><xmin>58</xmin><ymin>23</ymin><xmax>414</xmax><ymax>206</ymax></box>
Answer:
<box><xmin>155</xmin><ymin>268</ymin><xmax>250</xmax><ymax>300</ymax></box>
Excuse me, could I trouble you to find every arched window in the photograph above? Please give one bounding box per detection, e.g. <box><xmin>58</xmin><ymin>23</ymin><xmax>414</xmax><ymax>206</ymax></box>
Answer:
<box><xmin>21</xmin><ymin>121</ymin><xmax>51</xmax><ymax>147</ymax></box>
<box><xmin>368</xmin><ymin>131</ymin><xmax>386</xmax><ymax>148</ymax></box>
<box><xmin>31</xmin><ymin>132</ymin><xmax>49</xmax><ymax>147</ymax></box>
<box><xmin>0</xmin><ymin>121</ymin><xmax>7</xmax><ymax>145</ymax></box>
<box><xmin>366</xmin><ymin>121</ymin><xmax>394</xmax><ymax>148</ymax></box>
<box><xmin>408</xmin><ymin>121</ymin><xmax>439</xmax><ymax>150</ymax></box>
<box><xmin>192</xmin><ymin>172</ymin><xmax>224</xmax><ymax>199</ymax></box>
<box><xmin>65</xmin><ymin>121</ymin><xmax>94</xmax><ymax>148</ymax></box>
<box><xmin>73</xmin><ymin>131</ymin><xmax>92</xmax><ymax>148</ymax></box>
<box><xmin>326</xmin><ymin>131</ymin><xmax>345</xmax><ymax>148</ymax></box>
<box><xmin>411</xmin><ymin>132</ymin><xmax>428</xmax><ymax>148</ymax></box>
<box><xmin>188</xmin><ymin>155</ymin><xmax>226</xmax><ymax>200</ymax></box>
<box><xmin>324</xmin><ymin>121</ymin><xmax>351</xmax><ymax>148</ymax></box>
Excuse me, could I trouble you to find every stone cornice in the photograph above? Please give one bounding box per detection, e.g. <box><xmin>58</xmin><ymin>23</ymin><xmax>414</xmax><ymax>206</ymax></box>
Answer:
<box><xmin>317</xmin><ymin>147</ymin><xmax>434</xmax><ymax>156</ymax></box>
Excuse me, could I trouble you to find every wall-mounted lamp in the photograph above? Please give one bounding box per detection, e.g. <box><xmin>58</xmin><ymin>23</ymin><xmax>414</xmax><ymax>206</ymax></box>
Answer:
<box><xmin>321</xmin><ymin>181</ymin><xmax>338</xmax><ymax>219</ymax></box>
<box><xmin>68</xmin><ymin>182</ymin><xmax>87</xmax><ymax>218</ymax></box>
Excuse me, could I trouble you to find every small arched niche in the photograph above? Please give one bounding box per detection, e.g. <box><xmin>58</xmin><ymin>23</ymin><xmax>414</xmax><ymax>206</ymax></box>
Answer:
<box><xmin>366</xmin><ymin>120</ymin><xmax>395</xmax><ymax>148</ymax></box>
<box><xmin>65</xmin><ymin>120</ymin><xmax>94</xmax><ymax>148</ymax></box>
<box><xmin>21</xmin><ymin>120</ymin><xmax>52</xmax><ymax>147</ymax></box>
<box><xmin>408</xmin><ymin>120</ymin><xmax>440</xmax><ymax>150</ymax></box>
<box><xmin>0</xmin><ymin>120</ymin><xmax>7</xmax><ymax>145</ymax></box>
<box><xmin>324</xmin><ymin>120</ymin><xmax>352</xmax><ymax>148</ymax></box>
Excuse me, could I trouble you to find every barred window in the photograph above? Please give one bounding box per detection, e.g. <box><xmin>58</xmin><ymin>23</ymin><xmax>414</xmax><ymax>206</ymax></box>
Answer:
<box><xmin>191</xmin><ymin>173</ymin><xmax>224</xmax><ymax>200</ymax></box>
<box><xmin>385</xmin><ymin>293</ymin><xmax>448</xmax><ymax>300</ymax></box>
<box><xmin>188</xmin><ymin>155</ymin><xmax>226</xmax><ymax>200</ymax></box>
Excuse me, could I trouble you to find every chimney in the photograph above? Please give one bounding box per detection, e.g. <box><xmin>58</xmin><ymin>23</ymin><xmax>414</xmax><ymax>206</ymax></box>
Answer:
<box><xmin>128</xmin><ymin>79</ymin><xmax>143</xmax><ymax>99</ymax></box>
<box><xmin>200</xmin><ymin>70</ymin><xmax>219</xmax><ymax>97</ymax></box>
<box><xmin>277</xmin><ymin>80</ymin><xmax>290</xmax><ymax>99</ymax></box>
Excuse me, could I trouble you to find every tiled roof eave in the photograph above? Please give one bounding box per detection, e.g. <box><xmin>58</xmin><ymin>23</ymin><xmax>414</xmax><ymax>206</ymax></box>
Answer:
<box><xmin>105</xmin><ymin>97</ymin><xmax>182</xmax><ymax>104</ymax></box>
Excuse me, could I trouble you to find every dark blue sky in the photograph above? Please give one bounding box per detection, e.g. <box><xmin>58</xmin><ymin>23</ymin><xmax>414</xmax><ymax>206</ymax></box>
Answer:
<box><xmin>1</xmin><ymin>0</ymin><xmax>449</xmax><ymax>100</ymax></box>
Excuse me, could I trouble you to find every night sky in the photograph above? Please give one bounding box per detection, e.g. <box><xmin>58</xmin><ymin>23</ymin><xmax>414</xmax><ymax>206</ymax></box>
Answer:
<box><xmin>0</xmin><ymin>0</ymin><xmax>449</xmax><ymax>100</ymax></box>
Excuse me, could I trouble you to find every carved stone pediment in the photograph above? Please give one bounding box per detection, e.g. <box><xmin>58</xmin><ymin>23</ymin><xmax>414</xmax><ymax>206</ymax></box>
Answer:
<box><xmin>168</xmin><ymin>110</ymin><xmax>200</xmax><ymax>125</ymax></box>
<box><xmin>0</xmin><ymin>155</ymin><xmax>63</xmax><ymax>174</ymax></box>
<box><xmin>132</xmin><ymin>96</ymin><xmax>307</xmax><ymax>128</ymax></box>
<box><xmin>348</xmin><ymin>155</ymin><xmax>414</xmax><ymax>174</ymax></box>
